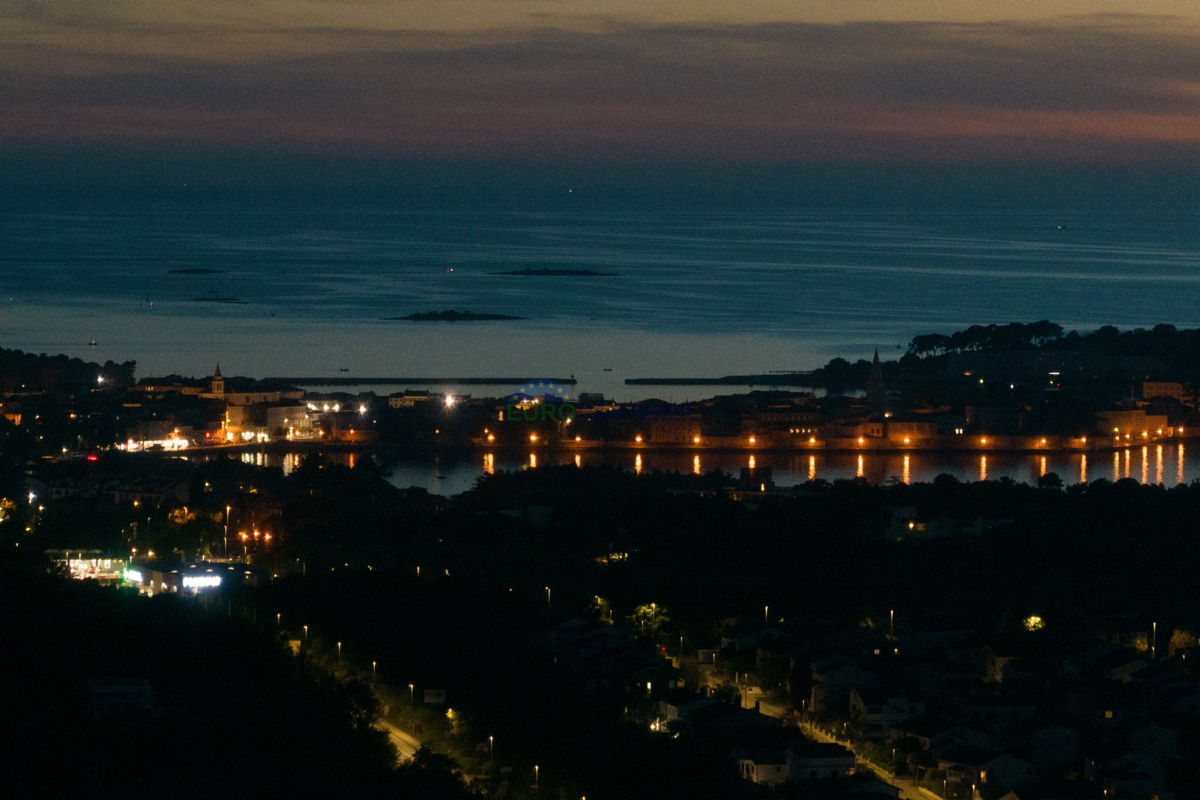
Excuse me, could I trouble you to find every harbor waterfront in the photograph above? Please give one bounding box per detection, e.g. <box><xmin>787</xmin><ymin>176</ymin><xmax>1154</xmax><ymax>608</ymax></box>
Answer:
<box><xmin>208</xmin><ymin>440</ymin><xmax>1197</xmax><ymax>496</ymax></box>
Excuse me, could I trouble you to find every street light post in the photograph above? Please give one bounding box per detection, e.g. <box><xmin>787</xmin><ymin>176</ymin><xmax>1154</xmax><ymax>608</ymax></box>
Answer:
<box><xmin>303</xmin><ymin>625</ymin><xmax>308</xmax><ymax>646</ymax></box>
<box><xmin>337</xmin><ymin>641</ymin><xmax>342</xmax><ymax>662</ymax></box>
<box><xmin>224</xmin><ymin>505</ymin><xmax>230</xmax><ymax>558</ymax></box>
<box><xmin>409</xmin><ymin>684</ymin><xmax>414</xmax><ymax>707</ymax></box>
<box><xmin>489</xmin><ymin>735</ymin><xmax>494</xmax><ymax>762</ymax></box>
<box><xmin>535</xmin><ymin>765</ymin><xmax>539</xmax><ymax>790</ymax></box>
<box><xmin>372</xmin><ymin>661</ymin><xmax>377</xmax><ymax>683</ymax></box>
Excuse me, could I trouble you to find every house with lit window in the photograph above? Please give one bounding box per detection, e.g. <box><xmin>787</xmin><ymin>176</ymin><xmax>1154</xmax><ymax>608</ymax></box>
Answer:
<box><xmin>936</xmin><ymin>747</ymin><xmax>1034</xmax><ymax>792</ymax></box>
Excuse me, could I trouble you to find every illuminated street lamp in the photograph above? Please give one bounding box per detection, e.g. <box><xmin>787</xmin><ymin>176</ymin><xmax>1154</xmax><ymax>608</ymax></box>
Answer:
<box><xmin>337</xmin><ymin>641</ymin><xmax>342</xmax><ymax>662</ymax></box>
<box><xmin>409</xmin><ymin>684</ymin><xmax>414</xmax><ymax>707</ymax></box>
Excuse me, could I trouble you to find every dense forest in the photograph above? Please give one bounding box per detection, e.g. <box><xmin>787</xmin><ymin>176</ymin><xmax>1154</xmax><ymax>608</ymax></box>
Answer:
<box><xmin>811</xmin><ymin>321</ymin><xmax>1200</xmax><ymax>391</ymax></box>
<box><xmin>0</xmin><ymin>347</ymin><xmax>136</xmax><ymax>393</ymax></box>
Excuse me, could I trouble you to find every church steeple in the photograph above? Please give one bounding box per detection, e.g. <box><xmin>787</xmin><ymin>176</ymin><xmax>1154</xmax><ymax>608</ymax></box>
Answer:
<box><xmin>866</xmin><ymin>348</ymin><xmax>886</xmax><ymax>414</ymax></box>
<box><xmin>210</xmin><ymin>365</ymin><xmax>224</xmax><ymax>396</ymax></box>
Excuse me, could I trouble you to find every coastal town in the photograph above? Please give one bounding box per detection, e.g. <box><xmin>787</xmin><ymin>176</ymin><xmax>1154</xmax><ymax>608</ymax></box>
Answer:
<box><xmin>5</xmin><ymin>322</ymin><xmax>1200</xmax><ymax>799</ymax></box>
<box><xmin>4</xmin><ymin>323</ymin><xmax>1200</xmax><ymax>459</ymax></box>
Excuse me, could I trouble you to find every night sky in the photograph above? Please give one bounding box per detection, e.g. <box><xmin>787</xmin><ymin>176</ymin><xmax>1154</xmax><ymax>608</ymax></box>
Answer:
<box><xmin>5</xmin><ymin>2</ymin><xmax>1200</xmax><ymax>163</ymax></box>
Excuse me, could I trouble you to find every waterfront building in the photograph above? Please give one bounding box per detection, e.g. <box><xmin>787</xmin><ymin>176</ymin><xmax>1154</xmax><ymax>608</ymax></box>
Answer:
<box><xmin>1096</xmin><ymin>409</ymin><xmax>1171</xmax><ymax>439</ymax></box>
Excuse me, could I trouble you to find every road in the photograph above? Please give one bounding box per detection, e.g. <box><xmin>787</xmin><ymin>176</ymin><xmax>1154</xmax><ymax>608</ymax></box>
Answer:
<box><xmin>378</xmin><ymin>719</ymin><xmax>421</xmax><ymax>763</ymax></box>
<box><xmin>743</xmin><ymin>693</ymin><xmax>930</xmax><ymax>800</ymax></box>
<box><xmin>799</xmin><ymin>721</ymin><xmax>929</xmax><ymax>800</ymax></box>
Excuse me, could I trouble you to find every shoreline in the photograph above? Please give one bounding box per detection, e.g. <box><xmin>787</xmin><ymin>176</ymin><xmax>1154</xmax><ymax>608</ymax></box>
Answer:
<box><xmin>469</xmin><ymin>440</ymin><xmax>1191</xmax><ymax>454</ymax></box>
<box><xmin>267</xmin><ymin>377</ymin><xmax>578</xmax><ymax>386</ymax></box>
<box><xmin>174</xmin><ymin>436</ymin><xmax>1195</xmax><ymax>457</ymax></box>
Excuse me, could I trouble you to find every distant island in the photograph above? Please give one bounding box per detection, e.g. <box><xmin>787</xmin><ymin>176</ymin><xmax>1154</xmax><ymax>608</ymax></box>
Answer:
<box><xmin>490</xmin><ymin>268</ymin><xmax>617</xmax><ymax>277</ymax></box>
<box><xmin>170</xmin><ymin>269</ymin><xmax>227</xmax><ymax>274</ymax></box>
<box><xmin>386</xmin><ymin>310</ymin><xmax>526</xmax><ymax>321</ymax></box>
<box><xmin>193</xmin><ymin>296</ymin><xmax>248</xmax><ymax>304</ymax></box>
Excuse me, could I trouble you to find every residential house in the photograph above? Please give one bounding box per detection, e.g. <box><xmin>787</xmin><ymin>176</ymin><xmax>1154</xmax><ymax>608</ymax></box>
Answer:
<box><xmin>810</xmin><ymin>656</ymin><xmax>878</xmax><ymax>714</ymax></box>
<box><xmin>1128</xmin><ymin>724</ymin><xmax>1178</xmax><ymax>765</ymax></box>
<box><xmin>788</xmin><ymin>742</ymin><xmax>856</xmax><ymax>781</ymax></box>
<box><xmin>850</xmin><ymin>688</ymin><xmax>924</xmax><ymax>738</ymax></box>
<box><xmin>938</xmin><ymin>748</ymin><xmax>1035</xmax><ymax>793</ymax></box>
<box><xmin>738</xmin><ymin>750</ymin><xmax>790</xmax><ymax>786</ymax></box>
<box><xmin>960</xmin><ymin>694</ymin><xmax>1038</xmax><ymax>727</ymax></box>
<box><xmin>657</xmin><ymin>689</ymin><xmax>717</xmax><ymax>728</ymax></box>
<box><xmin>1028</xmin><ymin>725</ymin><xmax>1079</xmax><ymax>771</ymax></box>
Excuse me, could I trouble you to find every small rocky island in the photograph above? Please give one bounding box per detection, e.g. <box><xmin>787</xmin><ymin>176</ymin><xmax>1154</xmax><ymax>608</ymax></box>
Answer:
<box><xmin>386</xmin><ymin>310</ymin><xmax>526</xmax><ymax>321</ymax></box>
<box><xmin>490</xmin><ymin>268</ymin><xmax>617</xmax><ymax>276</ymax></box>
<box><xmin>170</xmin><ymin>269</ymin><xmax>227</xmax><ymax>274</ymax></box>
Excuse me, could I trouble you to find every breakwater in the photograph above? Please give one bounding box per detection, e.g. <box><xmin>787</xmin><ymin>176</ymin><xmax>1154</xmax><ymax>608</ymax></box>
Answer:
<box><xmin>268</xmin><ymin>377</ymin><xmax>578</xmax><ymax>387</ymax></box>
<box><xmin>625</xmin><ymin>373</ymin><xmax>814</xmax><ymax>386</ymax></box>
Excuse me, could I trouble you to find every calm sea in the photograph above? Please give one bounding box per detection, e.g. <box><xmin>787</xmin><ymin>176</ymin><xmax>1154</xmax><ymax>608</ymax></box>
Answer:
<box><xmin>4</xmin><ymin>200</ymin><xmax>1200</xmax><ymax>404</ymax></box>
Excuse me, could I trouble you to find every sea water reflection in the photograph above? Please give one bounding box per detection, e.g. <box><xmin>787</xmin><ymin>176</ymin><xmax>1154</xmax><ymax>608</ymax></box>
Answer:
<box><xmin>209</xmin><ymin>444</ymin><xmax>1196</xmax><ymax>496</ymax></box>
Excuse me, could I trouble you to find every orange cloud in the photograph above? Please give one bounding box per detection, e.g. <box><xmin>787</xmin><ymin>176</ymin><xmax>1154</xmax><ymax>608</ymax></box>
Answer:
<box><xmin>2</xmin><ymin>17</ymin><xmax>1200</xmax><ymax>162</ymax></box>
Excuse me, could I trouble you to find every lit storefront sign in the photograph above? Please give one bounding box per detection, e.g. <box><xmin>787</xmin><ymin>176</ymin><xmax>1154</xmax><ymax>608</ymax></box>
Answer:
<box><xmin>182</xmin><ymin>575</ymin><xmax>222</xmax><ymax>588</ymax></box>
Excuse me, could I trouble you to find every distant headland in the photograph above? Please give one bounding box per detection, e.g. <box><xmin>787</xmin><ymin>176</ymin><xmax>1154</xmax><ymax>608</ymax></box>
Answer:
<box><xmin>170</xmin><ymin>269</ymin><xmax>227</xmax><ymax>274</ymax></box>
<box><xmin>385</xmin><ymin>310</ymin><xmax>526</xmax><ymax>321</ymax></box>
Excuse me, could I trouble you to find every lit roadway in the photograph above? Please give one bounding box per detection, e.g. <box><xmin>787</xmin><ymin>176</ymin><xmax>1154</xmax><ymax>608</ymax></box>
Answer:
<box><xmin>378</xmin><ymin>719</ymin><xmax>420</xmax><ymax>763</ymax></box>
<box><xmin>749</xmin><ymin>694</ymin><xmax>927</xmax><ymax>800</ymax></box>
<box><xmin>799</xmin><ymin>720</ymin><xmax>928</xmax><ymax>800</ymax></box>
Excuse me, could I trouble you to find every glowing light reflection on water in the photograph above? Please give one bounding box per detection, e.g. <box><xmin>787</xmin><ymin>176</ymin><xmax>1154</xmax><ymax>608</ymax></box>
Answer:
<box><xmin>192</xmin><ymin>443</ymin><xmax>1200</xmax><ymax>496</ymax></box>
